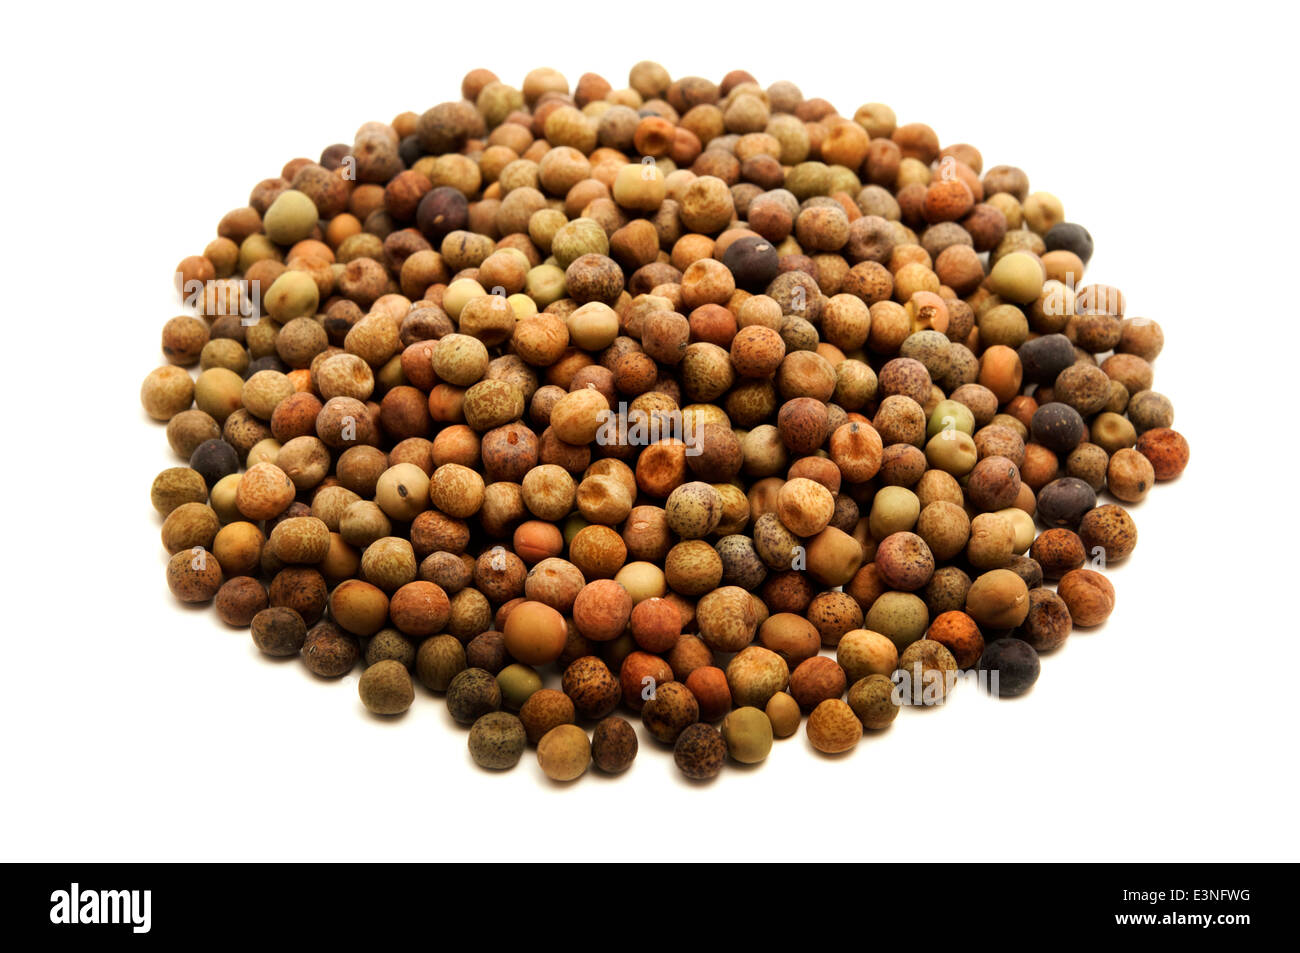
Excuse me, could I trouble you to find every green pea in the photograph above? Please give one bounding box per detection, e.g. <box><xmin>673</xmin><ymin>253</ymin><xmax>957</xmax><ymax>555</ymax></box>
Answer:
<box><xmin>721</xmin><ymin>706</ymin><xmax>774</xmax><ymax>764</ymax></box>
<box><xmin>263</xmin><ymin>189</ymin><xmax>320</xmax><ymax>245</ymax></box>
<box><xmin>497</xmin><ymin>663</ymin><xmax>543</xmax><ymax>711</ymax></box>
<box><xmin>927</xmin><ymin>399</ymin><xmax>976</xmax><ymax>440</ymax></box>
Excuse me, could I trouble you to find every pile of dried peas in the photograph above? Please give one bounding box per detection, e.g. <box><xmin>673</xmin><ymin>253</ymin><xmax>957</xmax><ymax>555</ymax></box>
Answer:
<box><xmin>142</xmin><ymin>63</ymin><xmax>1191</xmax><ymax>782</ymax></box>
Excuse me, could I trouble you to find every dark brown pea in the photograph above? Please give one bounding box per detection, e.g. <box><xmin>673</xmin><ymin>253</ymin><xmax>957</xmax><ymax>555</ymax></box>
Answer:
<box><xmin>1017</xmin><ymin>334</ymin><xmax>1075</xmax><ymax>385</ymax></box>
<box><xmin>591</xmin><ymin>716</ymin><xmax>639</xmax><ymax>773</ymax></box>
<box><xmin>1004</xmin><ymin>555</ymin><xmax>1044</xmax><ymax>591</ymax></box>
<box><xmin>1030</xmin><ymin>402</ymin><xmax>1086</xmax><ymax>455</ymax></box>
<box><xmin>302</xmin><ymin>621</ymin><xmax>360</xmax><ymax>677</ymax></box>
<box><xmin>722</xmin><ymin>235</ymin><xmax>780</xmax><ymax>291</ymax></box>
<box><xmin>1016</xmin><ymin>588</ymin><xmax>1072</xmax><ymax>652</ymax></box>
<box><xmin>977</xmin><ymin>637</ymin><xmax>1040</xmax><ymax>698</ymax></box>
<box><xmin>1035</xmin><ymin>477</ymin><xmax>1096</xmax><ymax>530</ymax></box>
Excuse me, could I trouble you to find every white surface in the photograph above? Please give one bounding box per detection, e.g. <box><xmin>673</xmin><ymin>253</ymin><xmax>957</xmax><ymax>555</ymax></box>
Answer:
<box><xmin>1</xmin><ymin>0</ymin><xmax>1296</xmax><ymax>862</ymax></box>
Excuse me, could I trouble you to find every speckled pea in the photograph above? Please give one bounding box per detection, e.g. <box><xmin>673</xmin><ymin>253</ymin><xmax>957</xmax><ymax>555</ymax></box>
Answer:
<box><xmin>847</xmin><ymin>674</ymin><xmax>901</xmax><ymax>730</ymax></box>
<box><xmin>468</xmin><ymin>711</ymin><xmax>527</xmax><ymax>769</ymax></box>
<box><xmin>806</xmin><ymin>698</ymin><xmax>862</xmax><ymax>754</ymax></box>
<box><xmin>664</xmin><ymin>481</ymin><xmax>722</xmax><ymax>538</ymax></box>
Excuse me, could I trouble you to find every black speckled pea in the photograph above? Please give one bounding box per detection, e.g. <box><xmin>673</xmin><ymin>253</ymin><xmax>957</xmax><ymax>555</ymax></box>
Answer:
<box><xmin>189</xmin><ymin>438</ymin><xmax>240</xmax><ymax>489</ymax></box>
<box><xmin>591</xmin><ymin>716</ymin><xmax>639</xmax><ymax>773</ymax></box>
<box><xmin>1036</xmin><ymin>477</ymin><xmax>1097</xmax><ymax>529</ymax></box>
<box><xmin>722</xmin><ymin>235</ymin><xmax>780</xmax><ymax>291</ymax></box>
<box><xmin>978</xmin><ymin>637</ymin><xmax>1041</xmax><ymax>697</ymax></box>
<box><xmin>1066</xmin><ymin>442</ymin><xmax>1109</xmax><ymax>492</ymax></box>
<box><xmin>673</xmin><ymin>722</ymin><xmax>727</xmax><ymax>780</ymax></box>
<box><xmin>468</xmin><ymin>711</ymin><xmax>527</xmax><ymax>769</ymax></box>
<box><xmin>1018</xmin><ymin>334</ymin><xmax>1076</xmax><ymax>386</ymax></box>
<box><xmin>1030</xmin><ymin>402</ymin><xmax>1086</xmax><ymax>454</ymax></box>
<box><xmin>446</xmin><ymin>667</ymin><xmax>502</xmax><ymax>726</ymax></box>
<box><xmin>1044</xmin><ymin>222</ymin><xmax>1094</xmax><ymax>265</ymax></box>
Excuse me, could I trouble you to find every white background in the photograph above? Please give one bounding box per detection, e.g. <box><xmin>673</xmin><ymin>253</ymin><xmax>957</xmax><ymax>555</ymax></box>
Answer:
<box><xmin>1</xmin><ymin>0</ymin><xmax>1296</xmax><ymax>862</ymax></box>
